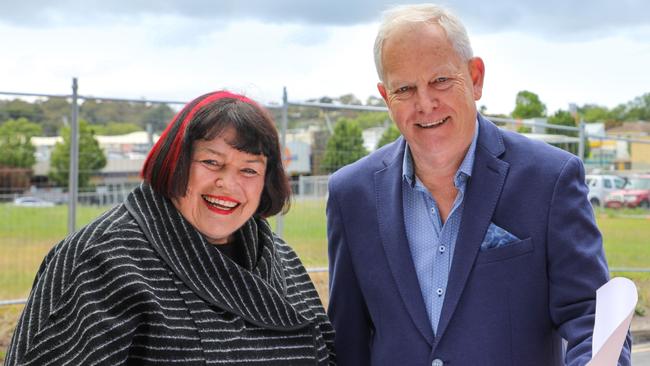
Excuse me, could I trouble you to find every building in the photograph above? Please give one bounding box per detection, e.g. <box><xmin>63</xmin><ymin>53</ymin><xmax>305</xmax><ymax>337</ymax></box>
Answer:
<box><xmin>606</xmin><ymin>121</ymin><xmax>650</xmax><ymax>171</ymax></box>
<box><xmin>31</xmin><ymin>131</ymin><xmax>157</xmax><ymax>188</ymax></box>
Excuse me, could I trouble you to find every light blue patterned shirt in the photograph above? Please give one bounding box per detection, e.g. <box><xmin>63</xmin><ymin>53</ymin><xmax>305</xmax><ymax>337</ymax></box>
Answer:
<box><xmin>402</xmin><ymin>119</ymin><xmax>479</xmax><ymax>335</ymax></box>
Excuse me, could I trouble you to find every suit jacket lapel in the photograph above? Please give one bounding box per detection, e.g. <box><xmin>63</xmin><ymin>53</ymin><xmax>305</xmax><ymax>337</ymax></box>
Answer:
<box><xmin>435</xmin><ymin>116</ymin><xmax>510</xmax><ymax>342</ymax></box>
<box><xmin>375</xmin><ymin>138</ymin><xmax>435</xmax><ymax>345</ymax></box>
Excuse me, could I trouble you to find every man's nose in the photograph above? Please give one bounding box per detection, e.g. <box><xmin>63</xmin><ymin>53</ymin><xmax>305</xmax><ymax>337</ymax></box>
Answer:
<box><xmin>415</xmin><ymin>87</ymin><xmax>438</xmax><ymax>113</ymax></box>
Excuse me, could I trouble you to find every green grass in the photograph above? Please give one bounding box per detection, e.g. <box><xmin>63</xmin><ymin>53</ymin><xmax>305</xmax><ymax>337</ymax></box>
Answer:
<box><xmin>269</xmin><ymin>198</ymin><xmax>328</xmax><ymax>267</ymax></box>
<box><xmin>0</xmin><ymin>202</ymin><xmax>649</xmax><ymax>363</ymax></box>
<box><xmin>0</xmin><ymin>200</ymin><xmax>328</xmax><ymax>298</ymax></box>
<box><xmin>599</xmin><ymin>215</ymin><xmax>650</xmax><ymax>268</ymax></box>
<box><xmin>0</xmin><ymin>204</ymin><xmax>108</xmax><ymax>299</ymax></box>
<box><xmin>0</xmin><ymin>203</ymin><xmax>648</xmax><ymax>298</ymax></box>
<box><xmin>594</xmin><ymin>210</ymin><xmax>650</xmax><ymax>315</ymax></box>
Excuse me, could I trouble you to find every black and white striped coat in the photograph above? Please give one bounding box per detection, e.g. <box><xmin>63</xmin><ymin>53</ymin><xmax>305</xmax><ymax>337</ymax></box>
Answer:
<box><xmin>5</xmin><ymin>184</ymin><xmax>335</xmax><ymax>365</ymax></box>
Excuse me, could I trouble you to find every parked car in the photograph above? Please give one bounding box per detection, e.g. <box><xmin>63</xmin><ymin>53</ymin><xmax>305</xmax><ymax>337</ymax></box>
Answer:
<box><xmin>604</xmin><ymin>175</ymin><xmax>650</xmax><ymax>209</ymax></box>
<box><xmin>585</xmin><ymin>174</ymin><xmax>626</xmax><ymax>207</ymax></box>
<box><xmin>13</xmin><ymin>196</ymin><xmax>56</xmax><ymax>207</ymax></box>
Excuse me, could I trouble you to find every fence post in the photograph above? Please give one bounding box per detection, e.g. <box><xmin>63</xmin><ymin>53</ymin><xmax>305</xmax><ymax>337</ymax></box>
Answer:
<box><xmin>68</xmin><ymin>77</ymin><xmax>79</xmax><ymax>234</ymax></box>
<box><xmin>578</xmin><ymin>119</ymin><xmax>586</xmax><ymax>160</ymax></box>
<box><xmin>299</xmin><ymin>175</ymin><xmax>305</xmax><ymax>198</ymax></box>
<box><xmin>276</xmin><ymin>87</ymin><xmax>288</xmax><ymax>236</ymax></box>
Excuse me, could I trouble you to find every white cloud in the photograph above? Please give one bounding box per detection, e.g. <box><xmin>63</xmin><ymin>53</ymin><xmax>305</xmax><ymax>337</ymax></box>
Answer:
<box><xmin>474</xmin><ymin>29</ymin><xmax>650</xmax><ymax>114</ymax></box>
<box><xmin>1</xmin><ymin>4</ymin><xmax>649</xmax><ymax>117</ymax></box>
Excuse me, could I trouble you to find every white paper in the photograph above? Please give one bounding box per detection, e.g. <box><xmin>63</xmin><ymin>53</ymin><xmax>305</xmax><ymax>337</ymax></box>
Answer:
<box><xmin>586</xmin><ymin>277</ymin><xmax>637</xmax><ymax>366</ymax></box>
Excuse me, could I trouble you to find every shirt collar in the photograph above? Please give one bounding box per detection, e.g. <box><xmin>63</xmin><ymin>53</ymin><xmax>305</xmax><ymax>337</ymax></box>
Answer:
<box><xmin>403</xmin><ymin>118</ymin><xmax>479</xmax><ymax>188</ymax></box>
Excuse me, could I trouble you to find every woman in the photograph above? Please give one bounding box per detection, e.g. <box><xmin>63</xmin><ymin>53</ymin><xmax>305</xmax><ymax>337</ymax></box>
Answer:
<box><xmin>5</xmin><ymin>91</ymin><xmax>335</xmax><ymax>365</ymax></box>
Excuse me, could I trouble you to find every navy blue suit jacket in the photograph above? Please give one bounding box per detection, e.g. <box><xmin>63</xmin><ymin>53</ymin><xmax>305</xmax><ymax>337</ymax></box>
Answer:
<box><xmin>326</xmin><ymin>115</ymin><xmax>632</xmax><ymax>365</ymax></box>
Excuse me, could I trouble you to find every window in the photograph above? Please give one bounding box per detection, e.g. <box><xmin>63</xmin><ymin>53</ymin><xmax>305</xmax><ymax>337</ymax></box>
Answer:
<box><xmin>604</xmin><ymin>179</ymin><xmax>612</xmax><ymax>189</ymax></box>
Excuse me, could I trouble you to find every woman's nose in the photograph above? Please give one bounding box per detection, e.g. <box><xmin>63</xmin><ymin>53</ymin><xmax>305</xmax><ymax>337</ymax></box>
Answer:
<box><xmin>215</xmin><ymin>170</ymin><xmax>235</xmax><ymax>190</ymax></box>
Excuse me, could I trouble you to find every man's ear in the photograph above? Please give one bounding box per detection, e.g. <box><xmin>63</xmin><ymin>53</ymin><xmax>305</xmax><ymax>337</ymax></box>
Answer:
<box><xmin>377</xmin><ymin>82</ymin><xmax>389</xmax><ymax>104</ymax></box>
<box><xmin>468</xmin><ymin>57</ymin><xmax>485</xmax><ymax>101</ymax></box>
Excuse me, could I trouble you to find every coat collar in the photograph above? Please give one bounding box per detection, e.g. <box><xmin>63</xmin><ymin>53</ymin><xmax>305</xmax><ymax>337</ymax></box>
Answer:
<box><xmin>375</xmin><ymin>115</ymin><xmax>509</xmax><ymax>345</ymax></box>
<box><xmin>125</xmin><ymin>183</ymin><xmax>311</xmax><ymax>331</ymax></box>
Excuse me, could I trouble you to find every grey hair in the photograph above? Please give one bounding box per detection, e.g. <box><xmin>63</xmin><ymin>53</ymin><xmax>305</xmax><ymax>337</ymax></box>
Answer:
<box><xmin>373</xmin><ymin>4</ymin><xmax>474</xmax><ymax>82</ymax></box>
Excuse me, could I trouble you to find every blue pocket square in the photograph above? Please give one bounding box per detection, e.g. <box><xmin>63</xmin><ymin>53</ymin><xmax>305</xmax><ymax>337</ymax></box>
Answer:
<box><xmin>480</xmin><ymin>223</ymin><xmax>520</xmax><ymax>251</ymax></box>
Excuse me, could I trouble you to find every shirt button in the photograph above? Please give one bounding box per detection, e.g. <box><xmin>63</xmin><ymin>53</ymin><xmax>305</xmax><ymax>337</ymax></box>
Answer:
<box><xmin>439</xmin><ymin>245</ymin><xmax>445</xmax><ymax>253</ymax></box>
<box><xmin>436</xmin><ymin>288</ymin><xmax>444</xmax><ymax>296</ymax></box>
<box><xmin>432</xmin><ymin>359</ymin><xmax>444</xmax><ymax>366</ymax></box>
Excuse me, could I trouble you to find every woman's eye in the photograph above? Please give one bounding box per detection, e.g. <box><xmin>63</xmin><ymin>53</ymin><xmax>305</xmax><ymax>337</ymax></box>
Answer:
<box><xmin>241</xmin><ymin>168</ymin><xmax>259</xmax><ymax>176</ymax></box>
<box><xmin>200</xmin><ymin>160</ymin><xmax>222</xmax><ymax>170</ymax></box>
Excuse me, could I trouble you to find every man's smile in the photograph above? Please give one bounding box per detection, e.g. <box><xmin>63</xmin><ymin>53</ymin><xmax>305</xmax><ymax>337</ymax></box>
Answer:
<box><xmin>417</xmin><ymin>116</ymin><xmax>450</xmax><ymax>128</ymax></box>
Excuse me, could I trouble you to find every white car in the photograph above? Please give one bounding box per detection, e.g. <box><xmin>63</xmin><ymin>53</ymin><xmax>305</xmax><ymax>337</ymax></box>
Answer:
<box><xmin>585</xmin><ymin>174</ymin><xmax>626</xmax><ymax>207</ymax></box>
<box><xmin>13</xmin><ymin>196</ymin><xmax>56</xmax><ymax>207</ymax></box>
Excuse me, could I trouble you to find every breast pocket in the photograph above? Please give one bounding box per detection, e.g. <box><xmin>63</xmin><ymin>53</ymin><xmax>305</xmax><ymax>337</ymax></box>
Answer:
<box><xmin>475</xmin><ymin>237</ymin><xmax>534</xmax><ymax>265</ymax></box>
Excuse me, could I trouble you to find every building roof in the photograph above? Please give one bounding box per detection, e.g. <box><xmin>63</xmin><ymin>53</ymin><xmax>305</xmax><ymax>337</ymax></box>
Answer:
<box><xmin>607</xmin><ymin>121</ymin><xmax>650</xmax><ymax>135</ymax></box>
<box><xmin>31</xmin><ymin>131</ymin><xmax>159</xmax><ymax>147</ymax></box>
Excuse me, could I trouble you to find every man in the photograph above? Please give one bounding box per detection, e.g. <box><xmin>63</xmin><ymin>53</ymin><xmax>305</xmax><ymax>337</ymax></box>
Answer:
<box><xmin>326</xmin><ymin>4</ymin><xmax>631</xmax><ymax>365</ymax></box>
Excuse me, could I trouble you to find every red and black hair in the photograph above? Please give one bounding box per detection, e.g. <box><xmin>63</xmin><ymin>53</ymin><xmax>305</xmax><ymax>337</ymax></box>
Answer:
<box><xmin>141</xmin><ymin>91</ymin><xmax>290</xmax><ymax>217</ymax></box>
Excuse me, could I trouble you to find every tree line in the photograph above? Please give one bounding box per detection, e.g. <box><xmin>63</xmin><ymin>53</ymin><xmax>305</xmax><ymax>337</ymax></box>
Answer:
<box><xmin>319</xmin><ymin>90</ymin><xmax>650</xmax><ymax>173</ymax></box>
<box><xmin>0</xmin><ymin>99</ymin><xmax>176</xmax><ymax>190</ymax></box>
<box><xmin>0</xmin><ymin>90</ymin><xmax>648</xmax><ymax>186</ymax></box>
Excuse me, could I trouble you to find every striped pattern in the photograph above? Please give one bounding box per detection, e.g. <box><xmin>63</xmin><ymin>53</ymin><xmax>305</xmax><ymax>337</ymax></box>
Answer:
<box><xmin>5</xmin><ymin>184</ymin><xmax>335</xmax><ymax>365</ymax></box>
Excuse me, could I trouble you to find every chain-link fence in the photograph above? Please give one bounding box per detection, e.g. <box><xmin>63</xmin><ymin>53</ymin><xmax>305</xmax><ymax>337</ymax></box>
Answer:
<box><xmin>1</xmin><ymin>79</ymin><xmax>650</xmax><ymax>308</ymax></box>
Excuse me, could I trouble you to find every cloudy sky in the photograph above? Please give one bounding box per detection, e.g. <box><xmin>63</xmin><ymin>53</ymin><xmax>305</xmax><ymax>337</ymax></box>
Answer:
<box><xmin>1</xmin><ymin>0</ymin><xmax>649</xmax><ymax>115</ymax></box>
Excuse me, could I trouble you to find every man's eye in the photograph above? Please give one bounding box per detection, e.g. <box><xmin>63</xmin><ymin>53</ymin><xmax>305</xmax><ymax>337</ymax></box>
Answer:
<box><xmin>395</xmin><ymin>86</ymin><xmax>411</xmax><ymax>94</ymax></box>
<box><xmin>432</xmin><ymin>77</ymin><xmax>452</xmax><ymax>90</ymax></box>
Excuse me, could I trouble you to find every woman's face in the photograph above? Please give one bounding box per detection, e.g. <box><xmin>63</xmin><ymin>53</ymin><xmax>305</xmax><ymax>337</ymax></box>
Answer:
<box><xmin>173</xmin><ymin>128</ymin><xmax>267</xmax><ymax>245</ymax></box>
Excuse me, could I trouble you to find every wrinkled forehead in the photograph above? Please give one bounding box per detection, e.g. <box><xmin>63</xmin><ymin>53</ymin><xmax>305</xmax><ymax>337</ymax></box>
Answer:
<box><xmin>382</xmin><ymin>25</ymin><xmax>464</xmax><ymax>82</ymax></box>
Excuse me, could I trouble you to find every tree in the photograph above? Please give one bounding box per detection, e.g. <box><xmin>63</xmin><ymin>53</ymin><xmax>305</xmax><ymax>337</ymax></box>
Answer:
<box><xmin>578</xmin><ymin>104</ymin><xmax>611</xmax><ymax>123</ymax></box>
<box><xmin>547</xmin><ymin>110</ymin><xmax>590</xmax><ymax>157</ymax></box>
<box><xmin>0</xmin><ymin>118</ymin><xmax>42</xmax><ymax>168</ymax></box>
<box><xmin>141</xmin><ymin>104</ymin><xmax>175</xmax><ymax>132</ymax></box>
<box><xmin>366</xmin><ymin>95</ymin><xmax>386</xmax><ymax>107</ymax></box>
<box><xmin>38</xmin><ymin>98</ymin><xmax>71</xmax><ymax>136</ymax></box>
<box><xmin>376</xmin><ymin>124</ymin><xmax>401</xmax><ymax>149</ymax></box>
<box><xmin>352</xmin><ymin>112</ymin><xmax>391</xmax><ymax>130</ymax></box>
<box><xmin>547</xmin><ymin>110</ymin><xmax>576</xmax><ymax>136</ymax></box>
<box><xmin>512</xmin><ymin>90</ymin><xmax>546</xmax><ymax>119</ymax></box>
<box><xmin>2</xmin><ymin>99</ymin><xmax>44</xmax><ymax>123</ymax></box>
<box><xmin>317</xmin><ymin>96</ymin><xmax>334</xmax><ymax>104</ymax></box>
<box><xmin>80</xmin><ymin>99</ymin><xmax>148</xmax><ymax>126</ymax></box>
<box><xmin>49</xmin><ymin>120</ymin><xmax>107</xmax><ymax>188</ymax></box>
<box><xmin>624</xmin><ymin>92</ymin><xmax>650</xmax><ymax>121</ymax></box>
<box><xmin>337</xmin><ymin>93</ymin><xmax>362</xmax><ymax>105</ymax></box>
<box><xmin>92</xmin><ymin>122</ymin><xmax>143</xmax><ymax>135</ymax></box>
<box><xmin>322</xmin><ymin>118</ymin><xmax>368</xmax><ymax>173</ymax></box>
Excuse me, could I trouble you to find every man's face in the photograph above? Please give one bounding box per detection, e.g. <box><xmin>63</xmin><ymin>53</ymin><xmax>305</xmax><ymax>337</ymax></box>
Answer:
<box><xmin>377</xmin><ymin>23</ymin><xmax>484</xmax><ymax>165</ymax></box>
